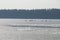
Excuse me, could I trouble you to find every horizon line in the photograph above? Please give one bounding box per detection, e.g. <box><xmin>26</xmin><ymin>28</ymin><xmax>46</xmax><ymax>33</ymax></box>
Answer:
<box><xmin>0</xmin><ymin>8</ymin><xmax>60</xmax><ymax>10</ymax></box>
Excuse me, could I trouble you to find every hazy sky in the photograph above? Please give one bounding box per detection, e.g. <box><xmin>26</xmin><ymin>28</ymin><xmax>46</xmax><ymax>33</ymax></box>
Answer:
<box><xmin>0</xmin><ymin>0</ymin><xmax>60</xmax><ymax>9</ymax></box>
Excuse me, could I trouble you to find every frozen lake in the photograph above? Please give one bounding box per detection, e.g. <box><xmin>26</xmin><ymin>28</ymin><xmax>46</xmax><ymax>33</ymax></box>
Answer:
<box><xmin>0</xmin><ymin>26</ymin><xmax>60</xmax><ymax>40</ymax></box>
<box><xmin>0</xmin><ymin>19</ymin><xmax>60</xmax><ymax>40</ymax></box>
<box><xmin>0</xmin><ymin>19</ymin><xmax>60</xmax><ymax>26</ymax></box>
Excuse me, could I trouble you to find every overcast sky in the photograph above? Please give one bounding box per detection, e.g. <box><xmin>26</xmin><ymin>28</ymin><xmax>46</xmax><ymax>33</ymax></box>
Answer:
<box><xmin>0</xmin><ymin>0</ymin><xmax>60</xmax><ymax>9</ymax></box>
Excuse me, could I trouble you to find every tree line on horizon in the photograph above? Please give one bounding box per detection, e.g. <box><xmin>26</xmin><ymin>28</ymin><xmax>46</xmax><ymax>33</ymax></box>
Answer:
<box><xmin>0</xmin><ymin>9</ymin><xmax>60</xmax><ymax>19</ymax></box>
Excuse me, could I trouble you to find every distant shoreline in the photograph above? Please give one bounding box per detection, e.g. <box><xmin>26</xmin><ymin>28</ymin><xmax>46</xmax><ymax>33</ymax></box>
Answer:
<box><xmin>0</xmin><ymin>18</ymin><xmax>60</xmax><ymax>19</ymax></box>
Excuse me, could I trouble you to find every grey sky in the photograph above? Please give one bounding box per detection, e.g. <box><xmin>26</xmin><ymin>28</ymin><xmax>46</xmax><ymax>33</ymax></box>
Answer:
<box><xmin>0</xmin><ymin>0</ymin><xmax>60</xmax><ymax>9</ymax></box>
